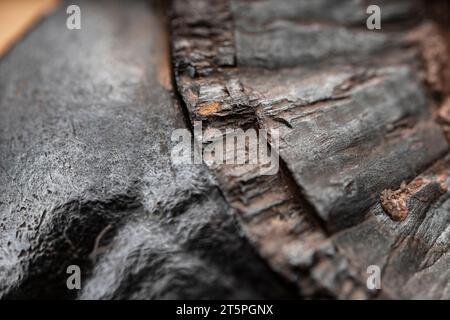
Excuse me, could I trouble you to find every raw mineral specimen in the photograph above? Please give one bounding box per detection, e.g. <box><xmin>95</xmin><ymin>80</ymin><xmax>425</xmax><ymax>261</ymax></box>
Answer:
<box><xmin>1</xmin><ymin>0</ymin><xmax>449</xmax><ymax>300</ymax></box>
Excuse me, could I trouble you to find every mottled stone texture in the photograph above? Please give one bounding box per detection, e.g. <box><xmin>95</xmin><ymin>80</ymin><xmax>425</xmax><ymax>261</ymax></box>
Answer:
<box><xmin>0</xmin><ymin>0</ymin><xmax>295</xmax><ymax>299</ymax></box>
<box><xmin>171</xmin><ymin>0</ymin><xmax>450</xmax><ymax>298</ymax></box>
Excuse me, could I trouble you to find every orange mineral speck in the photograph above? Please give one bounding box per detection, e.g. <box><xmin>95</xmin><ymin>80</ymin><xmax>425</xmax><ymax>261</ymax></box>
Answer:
<box><xmin>197</xmin><ymin>101</ymin><xmax>220</xmax><ymax>116</ymax></box>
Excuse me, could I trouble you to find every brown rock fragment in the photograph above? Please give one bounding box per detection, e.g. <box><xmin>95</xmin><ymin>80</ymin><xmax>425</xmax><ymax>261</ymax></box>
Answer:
<box><xmin>380</xmin><ymin>170</ymin><xmax>449</xmax><ymax>221</ymax></box>
<box><xmin>380</xmin><ymin>177</ymin><xmax>429</xmax><ymax>221</ymax></box>
<box><xmin>381</xmin><ymin>182</ymin><xmax>411</xmax><ymax>221</ymax></box>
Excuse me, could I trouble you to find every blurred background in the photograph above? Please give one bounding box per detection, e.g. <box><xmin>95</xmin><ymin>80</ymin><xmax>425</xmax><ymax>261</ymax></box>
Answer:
<box><xmin>0</xmin><ymin>0</ymin><xmax>60</xmax><ymax>57</ymax></box>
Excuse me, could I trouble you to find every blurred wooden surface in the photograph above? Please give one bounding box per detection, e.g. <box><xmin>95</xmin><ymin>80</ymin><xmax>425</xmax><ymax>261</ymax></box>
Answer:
<box><xmin>0</xmin><ymin>0</ymin><xmax>60</xmax><ymax>57</ymax></box>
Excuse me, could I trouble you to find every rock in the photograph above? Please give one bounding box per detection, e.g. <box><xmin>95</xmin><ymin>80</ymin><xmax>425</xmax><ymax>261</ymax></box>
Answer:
<box><xmin>171</xmin><ymin>0</ymin><xmax>450</xmax><ymax>299</ymax></box>
<box><xmin>1</xmin><ymin>0</ymin><xmax>449</xmax><ymax>300</ymax></box>
<box><xmin>0</xmin><ymin>0</ymin><xmax>295</xmax><ymax>299</ymax></box>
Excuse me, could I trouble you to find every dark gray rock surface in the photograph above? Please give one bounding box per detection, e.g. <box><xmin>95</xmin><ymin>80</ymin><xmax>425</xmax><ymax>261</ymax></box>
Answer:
<box><xmin>0</xmin><ymin>0</ymin><xmax>296</xmax><ymax>299</ymax></box>
<box><xmin>231</xmin><ymin>0</ymin><xmax>420</xmax><ymax>68</ymax></box>
<box><xmin>171</xmin><ymin>0</ymin><xmax>450</xmax><ymax>299</ymax></box>
<box><xmin>1</xmin><ymin>0</ymin><xmax>449</xmax><ymax>300</ymax></box>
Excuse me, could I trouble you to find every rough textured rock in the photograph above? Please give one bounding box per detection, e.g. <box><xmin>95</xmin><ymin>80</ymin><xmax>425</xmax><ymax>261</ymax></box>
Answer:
<box><xmin>0</xmin><ymin>0</ymin><xmax>296</xmax><ymax>299</ymax></box>
<box><xmin>1</xmin><ymin>0</ymin><xmax>449</xmax><ymax>300</ymax></box>
<box><xmin>171</xmin><ymin>0</ymin><xmax>450</xmax><ymax>299</ymax></box>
